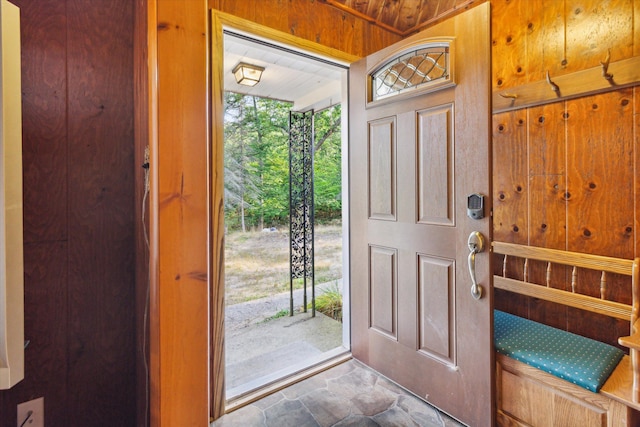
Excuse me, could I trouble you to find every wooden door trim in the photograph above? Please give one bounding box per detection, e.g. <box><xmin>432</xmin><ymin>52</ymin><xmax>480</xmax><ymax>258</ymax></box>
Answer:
<box><xmin>148</xmin><ymin>0</ymin><xmax>210</xmax><ymax>425</ymax></box>
<box><xmin>210</xmin><ymin>9</ymin><xmax>360</xmax><ymax>419</ymax></box>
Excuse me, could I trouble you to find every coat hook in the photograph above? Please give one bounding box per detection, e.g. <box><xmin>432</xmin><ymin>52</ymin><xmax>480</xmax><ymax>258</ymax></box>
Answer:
<box><xmin>600</xmin><ymin>49</ymin><xmax>613</xmax><ymax>81</ymax></box>
<box><xmin>499</xmin><ymin>92</ymin><xmax>518</xmax><ymax>100</ymax></box>
<box><xmin>546</xmin><ymin>70</ymin><xmax>560</xmax><ymax>93</ymax></box>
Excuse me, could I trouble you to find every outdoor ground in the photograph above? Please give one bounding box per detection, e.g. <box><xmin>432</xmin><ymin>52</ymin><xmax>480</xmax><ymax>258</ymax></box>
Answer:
<box><xmin>224</xmin><ymin>222</ymin><xmax>343</xmax><ymax>306</ymax></box>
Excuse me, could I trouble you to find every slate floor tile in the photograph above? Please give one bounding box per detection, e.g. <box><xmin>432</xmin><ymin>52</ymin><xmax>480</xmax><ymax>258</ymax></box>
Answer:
<box><xmin>212</xmin><ymin>360</ymin><xmax>466</xmax><ymax>427</ymax></box>
<box><xmin>264</xmin><ymin>399</ymin><xmax>319</xmax><ymax>427</ymax></box>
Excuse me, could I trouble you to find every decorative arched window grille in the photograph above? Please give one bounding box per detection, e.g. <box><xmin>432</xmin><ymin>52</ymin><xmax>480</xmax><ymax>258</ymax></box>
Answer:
<box><xmin>369</xmin><ymin>40</ymin><xmax>455</xmax><ymax>103</ymax></box>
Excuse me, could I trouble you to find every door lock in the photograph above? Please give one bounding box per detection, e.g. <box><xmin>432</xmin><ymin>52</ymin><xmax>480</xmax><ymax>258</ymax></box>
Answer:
<box><xmin>467</xmin><ymin>193</ymin><xmax>485</xmax><ymax>220</ymax></box>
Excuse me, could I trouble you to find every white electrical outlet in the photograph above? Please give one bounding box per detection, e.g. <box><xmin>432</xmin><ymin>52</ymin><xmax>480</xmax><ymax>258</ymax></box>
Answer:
<box><xmin>17</xmin><ymin>397</ymin><xmax>44</xmax><ymax>427</ymax></box>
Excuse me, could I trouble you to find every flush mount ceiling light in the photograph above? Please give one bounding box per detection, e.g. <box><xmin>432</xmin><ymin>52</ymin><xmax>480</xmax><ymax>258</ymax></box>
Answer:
<box><xmin>232</xmin><ymin>62</ymin><xmax>265</xmax><ymax>86</ymax></box>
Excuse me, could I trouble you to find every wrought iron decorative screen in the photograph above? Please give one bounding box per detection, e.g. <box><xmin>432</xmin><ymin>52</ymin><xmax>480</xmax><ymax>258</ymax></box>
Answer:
<box><xmin>371</xmin><ymin>43</ymin><xmax>451</xmax><ymax>102</ymax></box>
<box><xmin>289</xmin><ymin>110</ymin><xmax>315</xmax><ymax>316</ymax></box>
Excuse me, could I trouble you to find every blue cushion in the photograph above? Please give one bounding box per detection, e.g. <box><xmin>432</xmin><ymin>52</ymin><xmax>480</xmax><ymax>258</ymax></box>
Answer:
<box><xmin>494</xmin><ymin>310</ymin><xmax>624</xmax><ymax>392</ymax></box>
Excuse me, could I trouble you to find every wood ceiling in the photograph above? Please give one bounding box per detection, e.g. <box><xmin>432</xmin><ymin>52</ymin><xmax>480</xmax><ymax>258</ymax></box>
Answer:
<box><xmin>319</xmin><ymin>0</ymin><xmax>479</xmax><ymax>36</ymax></box>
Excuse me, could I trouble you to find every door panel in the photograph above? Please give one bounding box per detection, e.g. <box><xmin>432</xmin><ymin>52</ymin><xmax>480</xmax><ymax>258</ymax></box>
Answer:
<box><xmin>368</xmin><ymin>117</ymin><xmax>396</xmax><ymax>221</ymax></box>
<box><xmin>417</xmin><ymin>105</ymin><xmax>454</xmax><ymax>225</ymax></box>
<box><xmin>369</xmin><ymin>245</ymin><xmax>397</xmax><ymax>338</ymax></box>
<box><xmin>417</xmin><ymin>254</ymin><xmax>455</xmax><ymax>362</ymax></box>
<box><xmin>349</xmin><ymin>3</ymin><xmax>492</xmax><ymax>425</ymax></box>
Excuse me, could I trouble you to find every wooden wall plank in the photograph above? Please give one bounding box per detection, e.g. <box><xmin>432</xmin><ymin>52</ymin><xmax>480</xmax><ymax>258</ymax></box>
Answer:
<box><xmin>491</xmin><ymin>0</ymin><xmax>529</xmax><ymax>90</ymax></box>
<box><xmin>491</xmin><ymin>0</ymin><xmax>640</xmax><ymax>346</ymax></box>
<box><xmin>214</xmin><ymin>0</ymin><xmax>401</xmax><ymax>57</ymax></box>
<box><xmin>636</xmin><ymin>0</ymin><xmax>640</xmax><ymax>57</ymax></box>
<box><xmin>289</xmin><ymin>0</ymin><xmax>323</xmax><ymax>44</ymax></box>
<box><xmin>526</xmin><ymin>0</ymin><xmax>564</xmax><ymax>84</ymax></box>
<box><xmin>493</xmin><ymin>110</ymin><xmax>528</xmax><ymax>244</ymax></box>
<box><xmin>565</xmin><ymin>0</ymin><xmax>634</xmax><ymax>74</ymax></box>
<box><xmin>528</xmin><ymin>103</ymin><xmax>565</xmax><ymax>177</ymax></box>
<box><xmin>0</xmin><ymin>243</ymin><xmax>69</xmax><ymax>427</ymax></box>
<box><xmin>565</xmin><ymin>90</ymin><xmax>634</xmax><ymax>258</ymax></box>
<box><xmin>491</xmin><ymin>0</ymin><xmax>565</xmax><ymax>89</ymax></box>
<box><xmin>66</xmin><ymin>0</ymin><xmax>136</xmax><ymax>424</ymax></box>
<box><xmin>636</xmin><ymin>87</ymin><xmax>640</xmax><ymax>258</ymax></box>
<box><xmin>527</xmin><ymin>108</ymin><xmax>563</xmax><ymax>250</ymax></box>
<box><xmin>526</xmin><ymin>102</ymin><xmax>569</xmax><ymax>329</ymax></box>
<box><xmin>493</xmin><ymin>110</ymin><xmax>529</xmax><ymax>317</ymax></box>
<box><xmin>0</xmin><ymin>1</ymin><xmax>70</xmax><ymax>424</ymax></box>
<box><xmin>1</xmin><ymin>0</ymin><xmax>136</xmax><ymax>425</ymax></box>
<box><xmin>18</xmin><ymin>0</ymin><xmax>67</xmax><ymax>244</ymax></box>
<box><xmin>22</xmin><ymin>243</ymin><xmax>69</xmax><ymax>425</ymax></box>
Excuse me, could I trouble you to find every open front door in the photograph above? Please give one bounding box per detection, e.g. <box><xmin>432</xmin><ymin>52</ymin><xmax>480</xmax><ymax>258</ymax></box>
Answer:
<box><xmin>349</xmin><ymin>3</ymin><xmax>492</xmax><ymax>425</ymax></box>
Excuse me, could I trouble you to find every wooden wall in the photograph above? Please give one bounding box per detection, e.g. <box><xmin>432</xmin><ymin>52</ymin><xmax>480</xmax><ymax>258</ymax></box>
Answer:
<box><xmin>209</xmin><ymin>0</ymin><xmax>402</xmax><ymax>57</ymax></box>
<box><xmin>491</xmin><ymin>0</ymin><xmax>640</xmax><ymax>346</ymax></box>
<box><xmin>0</xmin><ymin>1</ymin><xmax>136</xmax><ymax>426</ymax></box>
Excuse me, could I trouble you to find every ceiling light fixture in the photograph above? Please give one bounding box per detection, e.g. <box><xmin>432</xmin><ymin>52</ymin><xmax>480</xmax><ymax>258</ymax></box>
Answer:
<box><xmin>232</xmin><ymin>62</ymin><xmax>265</xmax><ymax>86</ymax></box>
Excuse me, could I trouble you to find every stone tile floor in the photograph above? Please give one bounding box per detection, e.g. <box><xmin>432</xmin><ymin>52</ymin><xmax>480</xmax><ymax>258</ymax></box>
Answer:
<box><xmin>212</xmin><ymin>359</ymin><xmax>466</xmax><ymax>427</ymax></box>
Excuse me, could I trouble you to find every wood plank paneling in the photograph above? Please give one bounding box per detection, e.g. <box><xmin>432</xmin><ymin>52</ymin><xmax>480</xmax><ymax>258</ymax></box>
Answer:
<box><xmin>636</xmin><ymin>87</ymin><xmax>640</xmax><ymax>258</ymax></box>
<box><xmin>493</xmin><ymin>109</ymin><xmax>530</xmax><ymax>317</ymax></box>
<box><xmin>213</xmin><ymin>0</ymin><xmax>401</xmax><ymax>57</ymax></box>
<box><xmin>528</xmin><ymin>103</ymin><xmax>565</xmax><ymax>177</ymax></box>
<box><xmin>493</xmin><ymin>110</ymin><xmax>528</xmax><ymax>244</ymax></box>
<box><xmin>636</xmin><ymin>0</ymin><xmax>640</xmax><ymax>57</ymax></box>
<box><xmin>492</xmin><ymin>0</ymin><xmax>640</xmax><ymax>347</ymax></box>
<box><xmin>322</xmin><ymin>0</ymin><xmax>478</xmax><ymax>36</ymax></box>
<box><xmin>526</xmin><ymin>0</ymin><xmax>564</xmax><ymax>84</ymax></box>
<box><xmin>491</xmin><ymin>0</ymin><xmax>529</xmax><ymax>90</ymax></box>
<box><xmin>527</xmin><ymin>99</ymin><xmax>566</xmax><ymax>305</ymax></box>
<box><xmin>565</xmin><ymin>0</ymin><xmax>634</xmax><ymax>74</ymax></box>
<box><xmin>0</xmin><ymin>242</ymin><xmax>69</xmax><ymax>427</ymax></box>
<box><xmin>0</xmin><ymin>0</ymin><xmax>136</xmax><ymax>425</ymax></box>
<box><xmin>18</xmin><ymin>0</ymin><xmax>67</xmax><ymax>244</ymax></box>
<box><xmin>66</xmin><ymin>0</ymin><xmax>136</xmax><ymax>424</ymax></box>
<box><xmin>565</xmin><ymin>91</ymin><xmax>634</xmax><ymax>259</ymax></box>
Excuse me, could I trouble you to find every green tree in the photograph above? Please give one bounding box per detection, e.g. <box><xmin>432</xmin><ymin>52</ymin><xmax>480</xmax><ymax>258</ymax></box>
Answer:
<box><xmin>224</xmin><ymin>93</ymin><xmax>291</xmax><ymax>230</ymax></box>
<box><xmin>224</xmin><ymin>93</ymin><xmax>342</xmax><ymax>230</ymax></box>
<box><xmin>314</xmin><ymin>105</ymin><xmax>342</xmax><ymax>221</ymax></box>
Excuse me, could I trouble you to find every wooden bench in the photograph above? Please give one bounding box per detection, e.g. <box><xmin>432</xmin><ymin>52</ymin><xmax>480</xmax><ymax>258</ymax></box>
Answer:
<box><xmin>493</xmin><ymin>241</ymin><xmax>640</xmax><ymax>426</ymax></box>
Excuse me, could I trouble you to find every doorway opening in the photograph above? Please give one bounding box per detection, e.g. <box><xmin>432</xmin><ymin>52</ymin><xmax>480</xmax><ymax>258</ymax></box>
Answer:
<box><xmin>222</xmin><ymin>30</ymin><xmax>351</xmax><ymax>403</ymax></box>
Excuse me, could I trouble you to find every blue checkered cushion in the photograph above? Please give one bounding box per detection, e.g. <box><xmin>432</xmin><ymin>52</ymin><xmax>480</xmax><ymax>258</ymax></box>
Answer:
<box><xmin>494</xmin><ymin>310</ymin><xmax>624</xmax><ymax>392</ymax></box>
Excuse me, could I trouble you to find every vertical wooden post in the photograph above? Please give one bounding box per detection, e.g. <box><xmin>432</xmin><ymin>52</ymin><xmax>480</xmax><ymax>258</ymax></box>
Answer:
<box><xmin>150</xmin><ymin>0</ymin><xmax>211</xmax><ymax>425</ymax></box>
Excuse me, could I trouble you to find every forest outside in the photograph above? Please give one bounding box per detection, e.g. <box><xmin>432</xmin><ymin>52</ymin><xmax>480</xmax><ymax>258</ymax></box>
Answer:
<box><xmin>224</xmin><ymin>92</ymin><xmax>344</xmax><ymax>308</ymax></box>
<box><xmin>224</xmin><ymin>92</ymin><xmax>342</xmax><ymax>232</ymax></box>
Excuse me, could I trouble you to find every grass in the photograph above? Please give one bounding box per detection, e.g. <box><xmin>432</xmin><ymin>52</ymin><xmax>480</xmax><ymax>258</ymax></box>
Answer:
<box><xmin>262</xmin><ymin>308</ymin><xmax>291</xmax><ymax>322</ymax></box>
<box><xmin>310</xmin><ymin>282</ymin><xmax>342</xmax><ymax>322</ymax></box>
<box><xmin>224</xmin><ymin>222</ymin><xmax>342</xmax><ymax>306</ymax></box>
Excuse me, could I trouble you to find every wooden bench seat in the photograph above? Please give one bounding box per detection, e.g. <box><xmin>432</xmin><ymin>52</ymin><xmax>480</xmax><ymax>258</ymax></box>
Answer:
<box><xmin>493</xmin><ymin>242</ymin><xmax>640</xmax><ymax>426</ymax></box>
